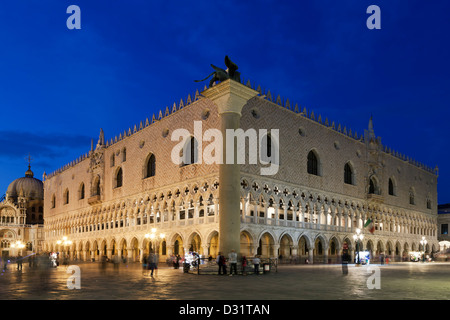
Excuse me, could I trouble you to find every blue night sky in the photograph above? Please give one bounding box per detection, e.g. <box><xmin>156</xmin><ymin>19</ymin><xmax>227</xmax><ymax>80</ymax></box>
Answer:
<box><xmin>0</xmin><ymin>1</ymin><xmax>449</xmax><ymax>203</ymax></box>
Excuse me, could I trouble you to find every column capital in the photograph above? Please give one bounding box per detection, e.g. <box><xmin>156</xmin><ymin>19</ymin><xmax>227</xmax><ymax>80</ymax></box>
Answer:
<box><xmin>202</xmin><ymin>79</ymin><xmax>259</xmax><ymax>116</ymax></box>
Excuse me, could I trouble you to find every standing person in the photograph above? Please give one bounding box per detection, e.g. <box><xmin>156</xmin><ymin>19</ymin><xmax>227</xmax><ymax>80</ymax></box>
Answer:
<box><xmin>253</xmin><ymin>255</ymin><xmax>260</xmax><ymax>275</ymax></box>
<box><xmin>16</xmin><ymin>254</ymin><xmax>23</xmax><ymax>271</ymax></box>
<box><xmin>228</xmin><ymin>250</ymin><xmax>238</xmax><ymax>276</ymax></box>
<box><xmin>142</xmin><ymin>255</ymin><xmax>148</xmax><ymax>276</ymax></box>
<box><xmin>216</xmin><ymin>252</ymin><xmax>226</xmax><ymax>275</ymax></box>
<box><xmin>113</xmin><ymin>255</ymin><xmax>120</xmax><ymax>271</ymax></box>
<box><xmin>149</xmin><ymin>252</ymin><xmax>159</xmax><ymax>276</ymax></box>
<box><xmin>341</xmin><ymin>251</ymin><xmax>349</xmax><ymax>275</ymax></box>
<box><xmin>242</xmin><ymin>256</ymin><xmax>248</xmax><ymax>275</ymax></box>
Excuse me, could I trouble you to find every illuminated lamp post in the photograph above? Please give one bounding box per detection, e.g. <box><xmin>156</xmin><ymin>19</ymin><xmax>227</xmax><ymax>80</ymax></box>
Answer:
<box><xmin>11</xmin><ymin>240</ymin><xmax>26</xmax><ymax>256</ymax></box>
<box><xmin>353</xmin><ymin>228</ymin><xmax>364</xmax><ymax>265</ymax></box>
<box><xmin>57</xmin><ymin>236</ymin><xmax>73</xmax><ymax>260</ymax></box>
<box><xmin>420</xmin><ymin>237</ymin><xmax>427</xmax><ymax>263</ymax></box>
<box><xmin>145</xmin><ymin>228</ymin><xmax>166</xmax><ymax>255</ymax></box>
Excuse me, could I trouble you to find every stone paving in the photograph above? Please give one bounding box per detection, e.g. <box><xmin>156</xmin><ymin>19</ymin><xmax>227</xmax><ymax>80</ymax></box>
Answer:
<box><xmin>0</xmin><ymin>260</ymin><xmax>449</xmax><ymax>300</ymax></box>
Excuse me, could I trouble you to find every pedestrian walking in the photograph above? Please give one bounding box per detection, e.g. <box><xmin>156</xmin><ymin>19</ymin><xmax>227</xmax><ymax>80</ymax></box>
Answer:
<box><xmin>253</xmin><ymin>255</ymin><xmax>260</xmax><ymax>275</ymax></box>
<box><xmin>16</xmin><ymin>255</ymin><xmax>23</xmax><ymax>271</ymax></box>
<box><xmin>228</xmin><ymin>249</ymin><xmax>238</xmax><ymax>276</ymax></box>
<box><xmin>341</xmin><ymin>252</ymin><xmax>349</xmax><ymax>275</ymax></box>
<box><xmin>2</xmin><ymin>257</ymin><xmax>8</xmax><ymax>272</ymax></box>
<box><xmin>142</xmin><ymin>255</ymin><xmax>148</xmax><ymax>276</ymax></box>
<box><xmin>148</xmin><ymin>252</ymin><xmax>159</xmax><ymax>276</ymax></box>
<box><xmin>174</xmin><ymin>254</ymin><xmax>181</xmax><ymax>269</ymax></box>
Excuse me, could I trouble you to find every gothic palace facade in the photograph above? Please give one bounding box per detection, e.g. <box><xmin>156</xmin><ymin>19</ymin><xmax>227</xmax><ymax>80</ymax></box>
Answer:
<box><xmin>43</xmin><ymin>79</ymin><xmax>439</xmax><ymax>263</ymax></box>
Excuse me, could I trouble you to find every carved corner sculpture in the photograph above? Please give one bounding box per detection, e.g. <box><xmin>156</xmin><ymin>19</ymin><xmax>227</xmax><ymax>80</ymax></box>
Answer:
<box><xmin>195</xmin><ymin>55</ymin><xmax>241</xmax><ymax>87</ymax></box>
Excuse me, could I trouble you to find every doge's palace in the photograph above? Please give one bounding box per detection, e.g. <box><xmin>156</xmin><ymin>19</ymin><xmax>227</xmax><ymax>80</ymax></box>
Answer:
<box><xmin>43</xmin><ymin>63</ymin><xmax>439</xmax><ymax>264</ymax></box>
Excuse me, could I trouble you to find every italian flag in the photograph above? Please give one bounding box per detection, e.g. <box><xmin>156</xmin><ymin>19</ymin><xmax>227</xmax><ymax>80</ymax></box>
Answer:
<box><xmin>364</xmin><ymin>218</ymin><xmax>375</xmax><ymax>234</ymax></box>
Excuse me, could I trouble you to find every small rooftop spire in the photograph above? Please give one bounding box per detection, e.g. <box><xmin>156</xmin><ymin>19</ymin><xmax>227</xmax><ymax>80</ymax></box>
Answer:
<box><xmin>25</xmin><ymin>153</ymin><xmax>34</xmax><ymax>178</ymax></box>
<box><xmin>368</xmin><ymin>114</ymin><xmax>374</xmax><ymax>131</ymax></box>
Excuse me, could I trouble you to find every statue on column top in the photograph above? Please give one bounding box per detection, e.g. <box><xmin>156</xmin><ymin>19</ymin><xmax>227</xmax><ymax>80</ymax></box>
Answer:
<box><xmin>195</xmin><ymin>55</ymin><xmax>241</xmax><ymax>87</ymax></box>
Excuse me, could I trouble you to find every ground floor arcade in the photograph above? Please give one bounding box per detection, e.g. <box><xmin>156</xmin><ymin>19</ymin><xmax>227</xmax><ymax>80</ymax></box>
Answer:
<box><xmin>43</xmin><ymin>224</ymin><xmax>439</xmax><ymax>264</ymax></box>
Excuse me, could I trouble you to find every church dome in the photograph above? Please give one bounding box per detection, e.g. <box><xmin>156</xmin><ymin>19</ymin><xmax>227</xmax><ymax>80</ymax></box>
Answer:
<box><xmin>6</xmin><ymin>166</ymin><xmax>44</xmax><ymax>200</ymax></box>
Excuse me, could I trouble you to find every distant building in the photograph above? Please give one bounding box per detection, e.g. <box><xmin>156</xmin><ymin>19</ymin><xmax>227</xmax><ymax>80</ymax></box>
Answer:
<box><xmin>0</xmin><ymin>164</ymin><xmax>45</xmax><ymax>259</ymax></box>
<box><xmin>43</xmin><ymin>78</ymin><xmax>440</xmax><ymax>264</ymax></box>
<box><xmin>438</xmin><ymin>204</ymin><xmax>450</xmax><ymax>243</ymax></box>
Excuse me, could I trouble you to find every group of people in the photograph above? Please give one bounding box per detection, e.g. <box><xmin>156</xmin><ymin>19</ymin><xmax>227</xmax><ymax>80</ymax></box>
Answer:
<box><xmin>216</xmin><ymin>250</ymin><xmax>262</xmax><ymax>276</ymax></box>
<box><xmin>166</xmin><ymin>254</ymin><xmax>183</xmax><ymax>269</ymax></box>
<box><xmin>0</xmin><ymin>252</ymin><xmax>64</xmax><ymax>272</ymax></box>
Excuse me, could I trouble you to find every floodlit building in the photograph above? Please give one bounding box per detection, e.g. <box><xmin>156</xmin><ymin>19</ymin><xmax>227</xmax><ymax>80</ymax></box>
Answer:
<box><xmin>42</xmin><ymin>77</ymin><xmax>440</xmax><ymax>264</ymax></box>
<box><xmin>0</xmin><ymin>164</ymin><xmax>45</xmax><ymax>259</ymax></box>
<box><xmin>438</xmin><ymin>204</ymin><xmax>450</xmax><ymax>242</ymax></box>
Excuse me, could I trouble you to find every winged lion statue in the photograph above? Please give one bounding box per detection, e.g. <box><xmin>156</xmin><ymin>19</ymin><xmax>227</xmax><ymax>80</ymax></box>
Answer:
<box><xmin>195</xmin><ymin>56</ymin><xmax>241</xmax><ymax>87</ymax></box>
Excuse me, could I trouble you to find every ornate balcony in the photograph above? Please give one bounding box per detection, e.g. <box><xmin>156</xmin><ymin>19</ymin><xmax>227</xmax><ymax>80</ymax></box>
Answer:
<box><xmin>88</xmin><ymin>195</ymin><xmax>101</xmax><ymax>205</ymax></box>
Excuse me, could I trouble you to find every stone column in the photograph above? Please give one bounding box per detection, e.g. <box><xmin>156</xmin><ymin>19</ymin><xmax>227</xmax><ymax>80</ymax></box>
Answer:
<box><xmin>202</xmin><ymin>80</ymin><xmax>258</xmax><ymax>256</ymax></box>
<box><xmin>308</xmin><ymin>246</ymin><xmax>314</xmax><ymax>264</ymax></box>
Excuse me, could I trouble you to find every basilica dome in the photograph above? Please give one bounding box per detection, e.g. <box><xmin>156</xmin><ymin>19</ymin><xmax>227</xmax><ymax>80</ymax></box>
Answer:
<box><xmin>6</xmin><ymin>166</ymin><xmax>44</xmax><ymax>200</ymax></box>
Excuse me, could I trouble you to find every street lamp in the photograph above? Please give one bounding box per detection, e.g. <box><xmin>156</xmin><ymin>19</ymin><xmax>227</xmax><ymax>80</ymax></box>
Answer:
<box><xmin>420</xmin><ymin>237</ymin><xmax>427</xmax><ymax>262</ymax></box>
<box><xmin>353</xmin><ymin>228</ymin><xmax>364</xmax><ymax>265</ymax></box>
<box><xmin>145</xmin><ymin>228</ymin><xmax>165</xmax><ymax>254</ymax></box>
<box><xmin>57</xmin><ymin>236</ymin><xmax>73</xmax><ymax>260</ymax></box>
<box><xmin>11</xmin><ymin>240</ymin><xmax>26</xmax><ymax>255</ymax></box>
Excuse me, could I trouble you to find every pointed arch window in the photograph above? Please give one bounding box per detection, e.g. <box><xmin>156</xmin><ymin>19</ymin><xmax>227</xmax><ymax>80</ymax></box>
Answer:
<box><xmin>145</xmin><ymin>154</ymin><xmax>156</xmax><ymax>178</ymax></box>
<box><xmin>344</xmin><ymin>162</ymin><xmax>354</xmax><ymax>185</ymax></box>
<box><xmin>266</xmin><ymin>134</ymin><xmax>272</xmax><ymax>158</ymax></box>
<box><xmin>79</xmin><ymin>183</ymin><xmax>85</xmax><ymax>200</ymax></box>
<box><xmin>426</xmin><ymin>198</ymin><xmax>432</xmax><ymax>209</ymax></box>
<box><xmin>388</xmin><ymin>178</ymin><xmax>394</xmax><ymax>195</ymax></box>
<box><xmin>93</xmin><ymin>177</ymin><xmax>101</xmax><ymax>196</ymax></box>
<box><xmin>51</xmin><ymin>194</ymin><xmax>56</xmax><ymax>208</ymax></box>
<box><xmin>368</xmin><ymin>176</ymin><xmax>381</xmax><ymax>195</ymax></box>
<box><xmin>388</xmin><ymin>177</ymin><xmax>398</xmax><ymax>197</ymax></box>
<box><xmin>63</xmin><ymin>189</ymin><xmax>69</xmax><ymax>205</ymax></box>
<box><xmin>115</xmin><ymin>167</ymin><xmax>123</xmax><ymax>188</ymax></box>
<box><xmin>182</xmin><ymin>136</ymin><xmax>198</xmax><ymax>166</ymax></box>
<box><xmin>307</xmin><ymin>151</ymin><xmax>319</xmax><ymax>176</ymax></box>
<box><xmin>409</xmin><ymin>188</ymin><xmax>415</xmax><ymax>205</ymax></box>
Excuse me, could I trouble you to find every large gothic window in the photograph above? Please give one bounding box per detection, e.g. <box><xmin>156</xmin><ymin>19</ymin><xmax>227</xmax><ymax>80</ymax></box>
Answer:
<box><xmin>93</xmin><ymin>177</ymin><xmax>101</xmax><ymax>196</ymax></box>
<box><xmin>426</xmin><ymin>197</ymin><xmax>432</xmax><ymax>209</ymax></box>
<box><xmin>307</xmin><ymin>151</ymin><xmax>319</xmax><ymax>176</ymax></box>
<box><xmin>63</xmin><ymin>189</ymin><xmax>69</xmax><ymax>205</ymax></box>
<box><xmin>369</xmin><ymin>179</ymin><xmax>376</xmax><ymax>194</ymax></box>
<box><xmin>79</xmin><ymin>183</ymin><xmax>85</xmax><ymax>200</ymax></box>
<box><xmin>409</xmin><ymin>188</ymin><xmax>415</xmax><ymax>205</ymax></box>
<box><xmin>182</xmin><ymin>136</ymin><xmax>198</xmax><ymax>166</ymax></box>
<box><xmin>115</xmin><ymin>167</ymin><xmax>123</xmax><ymax>188</ymax></box>
<box><xmin>344</xmin><ymin>162</ymin><xmax>353</xmax><ymax>185</ymax></box>
<box><xmin>388</xmin><ymin>178</ymin><xmax>395</xmax><ymax>196</ymax></box>
<box><xmin>145</xmin><ymin>154</ymin><xmax>156</xmax><ymax>178</ymax></box>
